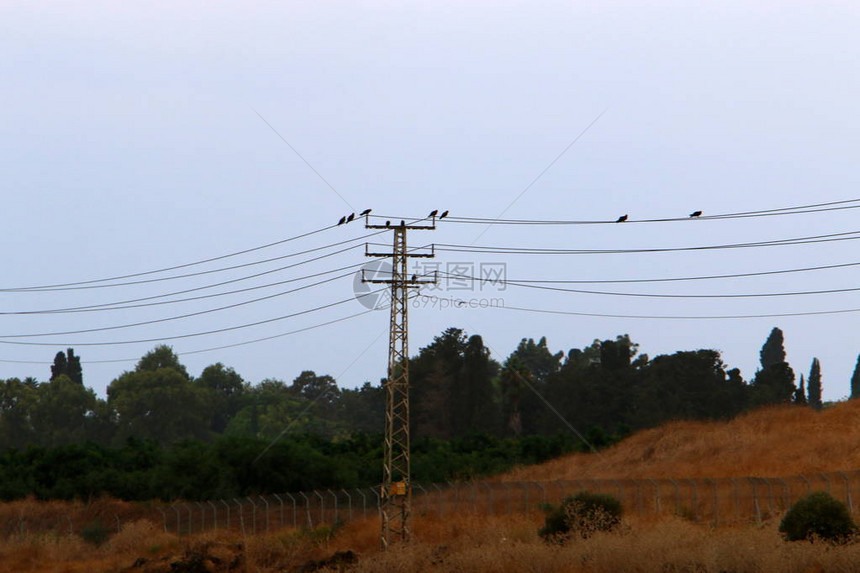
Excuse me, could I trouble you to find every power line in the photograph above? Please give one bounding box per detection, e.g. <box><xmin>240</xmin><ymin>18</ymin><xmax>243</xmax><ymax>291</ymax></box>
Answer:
<box><xmin>0</xmin><ymin>307</ymin><xmax>378</xmax><ymax>365</ymax></box>
<box><xmin>432</xmin><ymin>270</ymin><xmax>860</xmax><ymax>299</ymax></box>
<box><xmin>374</xmin><ymin>197</ymin><xmax>860</xmax><ymax>226</ymax></box>
<box><xmin>1</xmin><ymin>257</ymin><xmax>366</xmax><ymax>315</ymax></box>
<box><xmin>0</xmin><ymin>271</ymin><xmax>357</xmax><ymax>339</ymax></box>
<box><xmin>433</xmin><ymin>228</ymin><xmax>860</xmax><ymax>256</ymax></box>
<box><xmin>1</xmin><ymin>224</ymin><xmax>382</xmax><ymax>292</ymax></box>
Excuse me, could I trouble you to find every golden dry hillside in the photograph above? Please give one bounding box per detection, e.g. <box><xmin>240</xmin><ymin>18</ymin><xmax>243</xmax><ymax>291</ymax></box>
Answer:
<box><xmin>502</xmin><ymin>400</ymin><xmax>860</xmax><ymax>482</ymax></box>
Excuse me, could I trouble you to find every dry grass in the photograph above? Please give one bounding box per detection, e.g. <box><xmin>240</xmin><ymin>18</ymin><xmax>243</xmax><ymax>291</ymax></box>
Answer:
<box><xmin>5</xmin><ymin>402</ymin><xmax>860</xmax><ymax>571</ymax></box>
<box><xmin>502</xmin><ymin>400</ymin><xmax>860</xmax><ymax>481</ymax></box>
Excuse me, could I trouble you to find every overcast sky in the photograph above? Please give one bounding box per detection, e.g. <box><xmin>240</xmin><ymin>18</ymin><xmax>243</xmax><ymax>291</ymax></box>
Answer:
<box><xmin>2</xmin><ymin>1</ymin><xmax>859</xmax><ymax>402</ymax></box>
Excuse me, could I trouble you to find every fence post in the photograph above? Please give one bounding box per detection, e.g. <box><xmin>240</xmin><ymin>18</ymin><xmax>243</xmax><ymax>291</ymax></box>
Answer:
<box><xmin>748</xmin><ymin>478</ymin><xmax>761</xmax><ymax>524</ymax></box>
<box><xmin>195</xmin><ymin>502</ymin><xmax>205</xmax><ymax>533</ymax></box>
<box><xmin>246</xmin><ymin>497</ymin><xmax>257</xmax><ymax>535</ymax></box>
<box><xmin>299</xmin><ymin>492</ymin><xmax>312</xmax><ymax>528</ymax></box>
<box><xmin>157</xmin><ymin>507</ymin><xmax>168</xmax><ymax>533</ymax></box>
<box><xmin>355</xmin><ymin>489</ymin><xmax>367</xmax><ymax>520</ymax></box>
<box><xmin>648</xmin><ymin>479</ymin><xmax>661</xmax><ymax>514</ymax></box>
<box><xmin>668</xmin><ymin>479</ymin><xmax>681</xmax><ymax>515</ymax></box>
<box><xmin>314</xmin><ymin>491</ymin><xmax>325</xmax><ymax>524</ymax></box>
<box><xmin>235</xmin><ymin>499</ymin><xmax>246</xmax><ymax>536</ymax></box>
<box><xmin>413</xmin><ymin>483</ymin><xmax>427</xmax><ymax>514</ymax></box>
<box><xmin>532</xmin><ymin>482</ymin><xmax>546</xmax><ymax>507</ymax></box>
<box><xmin>502</xmin><ymin>483</ymin><xmax>512</xmax><ymax>515</ymax></box>
<box><xmin>371</xmin><ymin>486</ymin><xmax>382</xmax><ymax>521</ymax></box>
<box><xmin>272</xmin><ymin>494</ymin><xmax>284</xmax><ymax>528</ymax></box>
<box><xmin>819</xmin><ymin>473</ymin><xmax>832</xmax><ymax>494</ymax></box>
<box><xmin>686</xmin><ymin>479</ymin><xmax>699</xmax><ymax>522</ymax></box>
<box><xmin>774</xmin><ymin>478</ymin><xmax>789</xmax><ymax>512</ymax></box>
<box><xmin>838</xmin><ymin>472</ymin><xmax>854</xmax><ymax>513</ymax></box>
<box><xmin>208</xmin><ymin>501</ymin><xmax>218</xmax><ymax>530</ymax></box>
<box><xmin>341</xmin><ymin>489</ymin><xmax>353</xmax><ymax>521</ymax></box>
<box><xmin>729</xmin><ymin>478</ymin><xmax>740</xmax><ymax>518</ymax></box>
<box><xmin>172</xmin><ymin>505</ymin><xmax>181</xmax><ymax>534</ymax></box>
<box><xmin>555</xmin><ymin>480</ymin><xmax>565</xmax><ymax>502</ymax></box>
<box><xmin>221</xmin><ymin>499</ymin><xmax>231</xmax><ymax>530</ymax></box>
<box><xmin>285</xmin><ymin>493</ymin><xmax>297</xmax><ymax>528</ymax></box>
<box><xmin>327</xmin><ymin>490</ymin><xmax>338</xmax><ymax>523</ymax></box>
<box><xmin>799</xmin><ymin>474</ymin><xmax>812</xmax><ymax>495</ymax></box>
<box><xmin>260</xmin><ymin>496</ymin><xmax>270</xmax><ymax>533</ymax></box>
<box><xmin>704</xmin><ymin>479</ymin><xmax>717</xmax><ymax>526</ymax></box>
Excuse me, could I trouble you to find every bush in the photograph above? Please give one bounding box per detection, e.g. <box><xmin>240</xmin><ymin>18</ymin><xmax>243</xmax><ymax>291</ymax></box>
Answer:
<box><xmin>539</xmin><ymin>491</ymin><xmax>622</xmax><ymax>542</ymax></box>
<box><xmin>779</xmin><ymin>491</ymin><xmax>857</xmax><ymax>542</ymax></box>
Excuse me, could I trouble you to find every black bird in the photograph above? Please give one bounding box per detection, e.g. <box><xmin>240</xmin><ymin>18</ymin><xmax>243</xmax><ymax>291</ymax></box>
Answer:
<box><xmin>616</xmin><ymin>214</ymin><xmax>628</xmax><ymax>223</ymax></box>
<box><xmin>689</xmin><ymin>210</ymin><xmax>702</xmax><ymax>218</ymax></box>
<box><xmin>360</xmin><ymin>208</ymin><xmax>372</xmax><ymax>216</ymax></box>
<box><xmin>429</xmin><ymin>209</ymin><xmax>438</xmax><ymax>218</ymax></box>
<box><xmin>400</xmin><ymin>220</ymin><xmax>405</xmax><ymax>227</ymax></box>
<box><xmin>411</xmin><ymin>274</ymin><xmax>417</xmax><ymax>283</ymax></box>
<box><xmin>385</xmin><ymin>220</ymin><xmax>391</xmax><ymax>227</ymax></box>
<box><xmin>347</xmin><ymin>212</ymin><xmax>355</xmax><ymax>222</ymax></box>
<box><xmin>439</xmin><ymin>210</ymin><xmax>449</xmax><ymax>219</ymax></box>
<box><xmin>337</xmin><ymin>216</ymin><xmax>346</xmax><ymax>225</ymax></box>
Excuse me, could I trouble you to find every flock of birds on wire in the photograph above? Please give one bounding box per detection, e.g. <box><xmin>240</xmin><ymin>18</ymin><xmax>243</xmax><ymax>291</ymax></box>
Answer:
<box><xmin>616</xmin><ymin>210</ymin><xmax>702</xmax><ymax>223</ymax></box>
<box><xmin>336</xmin><ymin>209</ymin><xmax>449</xmax><ymax>227</ymax></box>
<box><xmin>337</xmin><ymin>209</ymin><xmax>701</xmax><ymax>226</ymax></box>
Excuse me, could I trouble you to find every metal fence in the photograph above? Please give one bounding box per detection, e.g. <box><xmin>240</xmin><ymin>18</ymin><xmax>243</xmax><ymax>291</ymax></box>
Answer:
<box><xmin>150</xmin><ymin>470</ymin><xmax>860</xmax><ymax>535</ymax></box>
<box><xmin>3</xmin><ymin>470</ymin><xmax>859</xmax><ymax>538</ymax></box>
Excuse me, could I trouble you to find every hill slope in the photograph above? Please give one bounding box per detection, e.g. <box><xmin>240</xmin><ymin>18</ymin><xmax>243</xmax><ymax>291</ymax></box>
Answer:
<box><xmin>502</xmin><ymin>400</ymin><xmax>860</xmax><ymax>481</ymax></box>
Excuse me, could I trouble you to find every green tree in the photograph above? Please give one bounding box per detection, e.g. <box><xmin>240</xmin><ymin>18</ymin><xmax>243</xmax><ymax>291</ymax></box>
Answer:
<box><xmin>195</xmin><ymin>363</ymin><xmax>246</xmax><ymax>433</ymax></box>
<box><xmin>500</xmin><ymin>356</ymin><xmax>532</xmax><ymax>437</ymax></box>
<box><xmin>0</xmin><ymin>378</ymin><xmax>37</xmax><ymax>449</ymax></box>
<box><xmin>31</xmin><ymin>375</ymin><xmax>100</xmax><ymax>447</ymax></box>
<box><xmin>807</xmin><ymin>358</ymin><xmax>822</xmax><ymax>409</ymax></box>
<box><xmin>793</xmin><ymin>374</ymin><xmax>807</xmax><ymax>405</ymax></box>
<box><xmin>760</xmin><ymin>327</ymin><xmax>787</xmax><ymax>369</ymax></box>
<box><xmin>851</xmin><ymin>354</ymin><xmax>860</xmax><ymax>400</ymax></box>
<box><xmin>108</xmin><ymin>368</ymin><xmax>209</xmax><ymax>445</ymax></box>
<box><xmin>135</xmin><ymin>345</ymin><xmax>190</xmax><ymax>379</ymax></box>
<box><xmin>751</xmin><ymin>327</ymin><xmax>795</xmax><ymax>406</ymax></box>
<box><xmin>50</xmin><ymin>348</ymin><xmax>82</xmax><ymax>385</ymax></box>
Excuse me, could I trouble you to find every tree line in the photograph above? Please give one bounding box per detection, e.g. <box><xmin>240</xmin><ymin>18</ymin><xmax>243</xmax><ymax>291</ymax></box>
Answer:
<box><xmin>0</xmin><ymin>326</ymin><xmax>858</xmax><ymax>500</ymax></box>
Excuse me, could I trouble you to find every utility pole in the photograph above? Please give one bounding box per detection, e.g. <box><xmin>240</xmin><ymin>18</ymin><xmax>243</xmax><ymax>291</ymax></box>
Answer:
<box><xmin>363</xmin><ymin>216</ymin><xmax>436</xmax><ymax>549</ymax></box>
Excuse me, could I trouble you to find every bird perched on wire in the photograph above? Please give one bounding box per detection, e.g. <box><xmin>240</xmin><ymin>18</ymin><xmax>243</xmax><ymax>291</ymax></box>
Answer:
<box><xmin>429</xmin><ymin>209</ymin><xmax>438</xmax><ymax>218</ymax></box>
<box><xmin>411</xmin><ymin>274</ymin><xmax>417</xmax><ymax>283</ymax></box>
<box><xmin>400</xmin><ymin>220</ymin><xmax>406</xmax><ymax>227</ymax></box>
<box><xmin>385</xmin><ymin>220</ymin><xmax>391</xmax><ymax>227</ymax></box>
<box><xmin>360</xmin><ymin>208</ymin><xmax>371</xmax><ymax>216</ymax></box>
<box><xmin>439</xmin><ymin>210</ymin><xmax>449</xmax><ymax>219</ymax></box>
<box><xmin>337</xmin><ymin>216</ymin><xmax>346</xmax><ymax>225</ymax></box>
<box><xmin>347</xmin><ymin>213</ymin><xmax>355</xmax><ymax>223</ymax></box>
<box><xmin>616</xmin><ymin>214</ymin><xmax>628</xmax><ymax>223</ymax></box>
<box><xmin>689</xmin><ymin>210</ymin><xmax>702</xmax><ymax>218</ymax></box>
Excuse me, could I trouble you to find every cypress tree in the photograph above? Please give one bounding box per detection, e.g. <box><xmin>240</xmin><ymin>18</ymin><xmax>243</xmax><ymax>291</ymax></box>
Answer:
<box><xmin>793</xmin><ymin>374</ymin><xmax>807</xmax><ymax>405</ymax></box>
<box><xmin>851</xmin><ymin>354</ymin><xmax>860</xmax><ymax>400</ymax></box>
<box><xmin>807</xmin><ymin>358</ymin><xmax>822</xmax><ymax>410</ymax></box>
<box><xmin>760</xmin><ymin>327</ymin><xmax>786</xmax><ymax>369</ymax></box>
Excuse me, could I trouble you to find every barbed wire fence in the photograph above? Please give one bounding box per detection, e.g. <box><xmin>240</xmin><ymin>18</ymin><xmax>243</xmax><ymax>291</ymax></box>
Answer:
<box><xmin>3</xmin><ymin>470</ymin><xmax>858</xmax><ymax>538</ymax></box>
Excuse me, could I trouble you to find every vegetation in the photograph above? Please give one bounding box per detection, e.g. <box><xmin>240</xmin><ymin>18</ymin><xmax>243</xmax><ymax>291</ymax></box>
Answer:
<box><xmin>779</xmin><ymin>491</ymin><xmax>857</xmax><ymax>542</ymax></box>
<box><xmin>539</xmin><ymin>492</ymin><xmax>622</xmax><ymax>541</ymax></box>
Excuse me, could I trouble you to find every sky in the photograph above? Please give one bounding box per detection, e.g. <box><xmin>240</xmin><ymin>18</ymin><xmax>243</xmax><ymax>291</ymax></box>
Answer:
<box><xmin>1</xmin><ymin>1</ymin><xmax>859</xmax><ymax>402</ymax></box>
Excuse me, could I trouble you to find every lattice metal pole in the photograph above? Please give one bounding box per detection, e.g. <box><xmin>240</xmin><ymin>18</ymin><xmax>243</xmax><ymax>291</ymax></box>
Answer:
<box><xmin>364</xmin><ymin>216</ymin><xmax>436</xmax><ymax>549</ymax></box>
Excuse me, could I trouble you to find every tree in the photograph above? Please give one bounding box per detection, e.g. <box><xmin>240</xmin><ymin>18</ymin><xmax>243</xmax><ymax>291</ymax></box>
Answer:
<box><xmin>793</xmin><ymin>374</ymin><xmax>807</xmax><ymax>405</ymax></box>
<box><xmin>30</xmin><ymin>375</ymin><xmax>101</xmax><ymax>447</ymax></box>
<box><xmin>108</xmin><ymin>368</ymin><xmax>209</xmax><ymax>445</ymax></box>
<box><xmin>50</xmin><ymin>348</ymin><xmax>82</xmax><ymax>385</ymax></box>
<box><xmin>135</xmin><ymin>345</ymin><xmax>190</xmax><ymax>379</ymax></box>
<box><xmin>807</xmin><ymin>358</ymin><xmax>822</xmax><ymax>410</ymax></box>
<box><xmin>195</xmin><ymin>363</ymin><xmax>246</xmax><ymax>434</ymax></box>
<box><xmin>751</xmin><ymin>327</ymin><xmax>795</xmax><ymax>407</ymax></box>
<box><xmin>0</xmin><ymin>378</ymin><xmax>37</xmax><ymax>449</ymax></box>
<box><xmin>760</xmin><ymin>327</ymin><xmax>787</xmax><ymax>369</ymax></box>
<box><xmin>851</xmin><ymin>354</ymin><xmax>860</xmax><ymax>400</ymax></box>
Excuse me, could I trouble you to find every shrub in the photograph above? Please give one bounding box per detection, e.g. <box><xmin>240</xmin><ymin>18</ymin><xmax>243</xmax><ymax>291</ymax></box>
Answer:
<box><xmin>80</xmin><ymin>518</ymin><xmax>111</xmax><ymax>546</ymax></box>
<box><xmin>539</xmin><ymin>491</ymin><xmax>622</xmax><ymax>542</ymax></box>
<box><xmin>779</xmin><ymin>491</ymin><xmax>857</xmax><ymax>542</ymax></box>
